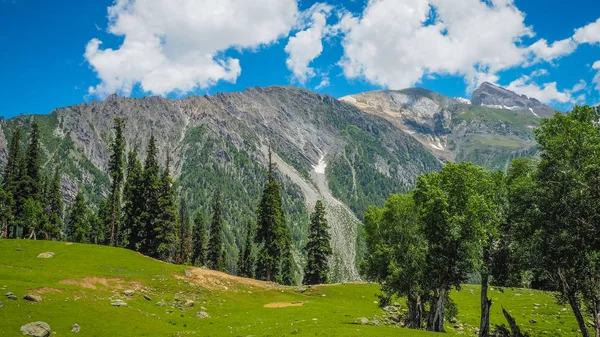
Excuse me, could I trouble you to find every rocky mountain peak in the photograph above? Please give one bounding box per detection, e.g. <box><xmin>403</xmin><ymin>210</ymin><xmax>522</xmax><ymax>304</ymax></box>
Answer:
<box><xmin>471</xmin><ymin>82</ymin><xmax>557</xmax><ymax>118</ymax></box>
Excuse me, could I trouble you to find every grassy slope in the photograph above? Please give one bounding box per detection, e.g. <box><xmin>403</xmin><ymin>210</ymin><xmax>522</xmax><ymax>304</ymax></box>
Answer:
<box><xmin>0</xmin><ymin>240</ymin><xmax>580</xmax><ymax>337</ymax></box>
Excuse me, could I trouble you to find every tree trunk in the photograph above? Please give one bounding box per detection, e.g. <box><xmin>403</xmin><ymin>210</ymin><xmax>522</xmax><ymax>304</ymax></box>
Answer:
<box><xmin>479</xmin><ymin>272</ymin><xmax>492</xmax><ymax>337</ymax></box>
<box><xmin>407</xmin><ymin>295</ymin><xmax>423</xmax><ymax>329</ymax></box>
<box><xmin>593</xmin><ymin>297</ymin><xmax>600</xmax><ymax>337</ymax></box>
<box><xmin>559</xmin><ymin>271</ymin><xmax>591</xmax><ymax>337</ymax></box>
<box><xmin>502</xmin><ymin>307</ymin><xmax>522</xmax><ymax>337</ymax></box>
<box><xmin>427</xmin><ymin>288</ymin><xmax>446</xmax><ymax>332</ymax></box>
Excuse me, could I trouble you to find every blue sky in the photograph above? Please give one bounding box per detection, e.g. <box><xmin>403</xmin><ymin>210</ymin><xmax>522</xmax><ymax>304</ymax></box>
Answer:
<box><xmin>0</xmin><ymin>0</ymin><xmax>599</xmax><ymax>118</ymax></box>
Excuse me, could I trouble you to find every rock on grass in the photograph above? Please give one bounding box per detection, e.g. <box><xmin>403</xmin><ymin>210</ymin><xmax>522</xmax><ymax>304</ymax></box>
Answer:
<box><xmin>36</xmin><ymin>252</ymin><xmax>54</xmax><ymax>259</ymax></box>
<box><xmin>23</xmin><ymin>294</ymin><xmax>42</xmax><ymax>302</ymax></box>
<box><xmin>20</xmin><ymin>322</ymin><xmax>51</xmax><ymax>337</ymax></box>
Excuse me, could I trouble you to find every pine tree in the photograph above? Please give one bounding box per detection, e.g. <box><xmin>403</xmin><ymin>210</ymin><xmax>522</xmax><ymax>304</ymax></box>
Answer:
<box><xmin>141</xmin><ymin>135</ymin><xmax>161</xmax><ymax>256</ymax></box>
<box><xmin>106</xmin><ymin>118</ymin><xmax>126</xmax><ymax>246</ymax></box>
<box><xmin>121</xmin><ymin>150</ymin><xmax>144</xmax><ymax>250</ymax></box>
<box><xmin>281</xmin><ymin>241</ymin><xmax>295</xmax><ymax>285</ymax></box>
<box><xmin>303</xmin><ymin>200</ymin><xmax>332</xmax><ymax>285</ymax></box>
<box><xmin>192</xmin><ymin>211</ymin><xmax>207</xmax><ymax>267</ymax></box>
<box><xmin>177</xmin><ymin>198</ymin><xmax>192</xmax><ymax>264</ymax></box>
<box><xmin>207</xmin><ymin>189</ymin><xmax>225</xmax><ymax>271</ymax></box>
<box><xmin>0</xmin><ymin>184</ymin><xmax>14</xmax><ymax>238</ymax></box>
<box><xmin>154</xmin><ymin>156</ymin><xmax>178</xmax><ymax>262</ymax></box>
<box><xmin>23</xmin><ymin>121</ymin><xmax>42</xmax><ymax>201</ymax></box>
<box><xmin>3</xmin><ymin>129</ymin><xmax>22</xmax><ymax>191</ymax></box>
<box><xmin>255</xmin><ymin>148</ymin><xmax>290</xmax><ymax>282</ymax></box>
<box><xmin>238</xmin><ymin>222</ymin><xmax>255</xmax><ymax>278</ymax></box>
<box><xmin>90</xmin><ymin>200</ymin><xmax>107</xmax><ymax>244</ymax></box>
<box><xmin>22</xmin><ymin>198</ymin><xmax>47</xmax><ymax>240</ymax></box>
<box><xmin>68</xmin><ymin>192</ymin><xmax>91</xmax><ymax>243</ymax></box>
<box><xmin>44</xmin><ymin>167</ymin><xmax>63</xmax><ymax>240</ymax></box>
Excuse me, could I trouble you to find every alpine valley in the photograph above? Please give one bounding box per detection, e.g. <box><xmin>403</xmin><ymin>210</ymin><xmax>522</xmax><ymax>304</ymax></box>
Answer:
<box><xmin>0</xmin><ymin>82</ymin><xmax>556</xmax><ymax>282</ymax></box>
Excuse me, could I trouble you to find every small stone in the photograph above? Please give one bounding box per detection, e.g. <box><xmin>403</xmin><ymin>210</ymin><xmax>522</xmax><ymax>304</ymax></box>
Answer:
<box><xmin>359</xmin><ymin>317</ymin><xmax>369</xmax><ymax>325</ymax></box>
<box><xmin>393</xmin><ymin>302</ymin><xmax>400</xmax><ymax>307</ymax></box>
<box><xmin>196</xmin><ymin>311</ymin><xmax>210</xmax><ymax>318</ymax></box>
<box><xmin>20</xmin><ymin>322</ymin><xmax>51</xmax><ymax>337</ymax></box>
<box><xmin>294</xmin><ymin>286</ymin><xmax>308</xmax><ymax>293</ymax></box>
<box><xmin>534</xmin><ymin>303</ymin><xmax>540</xmax><ymax>307</ymax></box>
<box><xmin>561</xmin><ymin>307</ymin><xmax>568</xmax><ymax>312</ymax></box>
<box><xmin>71</xmin><ymin>324</ymin><xmax>80</xmax><ymax>333</ymax></box>
<box><xmin>123</xmin><ymin>290</ymin><xmax>135</xmax><ymax>297</ymax></box>
<box><xmin>529</xmin><ymin>319</ymin><xmax>537</xmax><ymax>324</ymax></box>
<box><xmin>7</xmin><ymin>294</ymin><xmax>17</xmax><ymax>300</ymax></box>
<box><xmin>185</xmin><ymin>300</ymin><xmax>194</xmax><ymax>307</ymax></box>
<box><xmin>6</xmin><ymin>292</ymin><xmax>13</xmax><ymax>297</ymax></box>
<box><xmin>450</xmin><ymin>317</ymin><xmax>457</xmax><ymax>323</ymax></box>
<box><xmin>36</xmin><ymin>252</ymin><xmax>55</xmax><ymax>259</ymax></box>
<box><xmin>23</xmin><ymin>294</ymin><xmax>43</xmax><ymax>302</ymax></box>
<box><xmin>143</xmin><ymin>295</ymin><xmax>152</xmax><ymax>301</ymax></box>
<box><xmin>383</xmin><ymin>306</ymin><xmax>397</xmax><ymax>313</ymax></box>
<box><xmin>0</xmin><ymin>301</ymin><xmax>3</xmax><ymax>307</ymax></box>
<box><xmin>111</xmin><ymin>299</ymin><xmax>127</xmax><ymax>307</ymax></box>
<box><xmin>156</xmin><ymin>300</ymin><xmax>167</xmax><ymax>307</ymax></box>
<box><xmin>16</xmin><ymin>247</ymin><xmax>21</xmax><ymax>251</ymax></box>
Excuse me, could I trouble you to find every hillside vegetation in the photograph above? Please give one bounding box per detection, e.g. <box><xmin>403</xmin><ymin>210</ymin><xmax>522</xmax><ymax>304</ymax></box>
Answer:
<box><xmin>0</xmin><ymin>240</ymin><xmax>581</xmax><ymax>337</ymax></box>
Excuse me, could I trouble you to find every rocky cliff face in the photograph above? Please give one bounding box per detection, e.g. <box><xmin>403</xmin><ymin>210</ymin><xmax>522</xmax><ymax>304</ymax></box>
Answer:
<box><xmin>340</xmin><ymin>83</ymin><xmax>553</xmax><ymax>171</ymax></box>
<box><xmin>0</xmin><ymin>86</ymin><xmax>441</xmax><ymax>282</ymax></box>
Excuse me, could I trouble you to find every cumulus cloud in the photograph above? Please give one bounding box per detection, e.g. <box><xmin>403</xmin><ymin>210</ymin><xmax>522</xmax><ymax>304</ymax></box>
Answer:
<box><xmin>574</xmin><ymin>18</ymin><xmax>600</xmax><ymax>44</ymax></box>
<box><xmin>85</xmin><ymin>0</ymin><xmax>299</xmax><ymax>97</ymax></box>
<box><xmin>338</xmin><ymin>0</ymin><xmax>533</xmax><ymax>90</ymax></box>
<box><xmin>527</xmin><ymin>38</ymin><xmax>578</xmax><ymax>64</ymax></box>
<box><xmin>284</xmin><ymin>3</ymin><xmax>335</xmax><ymax>84</ymax></box>
<box><xmin>506</xmin><ymin>71</ymin><xmax>587</xmax><ymax>104</ymax></box>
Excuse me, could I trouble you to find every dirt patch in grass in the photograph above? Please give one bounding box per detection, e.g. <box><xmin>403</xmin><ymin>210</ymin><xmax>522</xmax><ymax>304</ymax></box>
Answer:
<box><xmin>178</xmin><ymin>267</ymin><xmax>279</xmax><ymax>291</ymax></box>
<box><xmin>31</xmin><ymin>287</ymin><xmax>63</xmax><ymax>294</ymax></box>
<box><xmin>59</xmin><ymin>277</ymin><xmax>145</xmax><ymax>291</ymax></box>
<box><xmin>264</xmin><ymin>302</ymin><xmax>304</xmax><ymax>308</ymax></box>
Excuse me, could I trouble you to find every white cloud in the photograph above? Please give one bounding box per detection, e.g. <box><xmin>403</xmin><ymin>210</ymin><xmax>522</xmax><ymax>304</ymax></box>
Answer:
<box><xmin>315</xmin><ymin>77</ymin><xmax>330</xmax><ymax>90</ymax></box>
<box><xmin>593</xmin><ymin>61</ymin><xmax>600</xmax><ymax>92</ymax></box>
<box><xmin>339</xmin><ymin>0</ymin><xmax>533</xmax><ymax>90</ymax></box>
<box><xmin>505</xmin><ymin>72</ymin><xmax>587</xmax><ymax>104</ymax></box>
<box><xmin>284</xmin><ymin>3</ymin><xmax>335</xmax><ymax>84</ymax></box>
<box><xmin>574</xmin><ymin>18</ymin><xmax>600</xmax><ymax>44</ymax></box>
<box><xmin>527</xmin><ymin>38</ymin><xmax>578</xmax><ymax>64</ymax></box>
<box><xmin>86</xmin><ymin>0</ymin><xmax>299</xmax><ymax>97</ymax></box>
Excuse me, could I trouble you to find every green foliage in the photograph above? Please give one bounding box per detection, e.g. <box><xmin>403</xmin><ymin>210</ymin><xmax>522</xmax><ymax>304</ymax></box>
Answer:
<box><xmin>0</xmin><ymin>184</ymin><xmax>14</xmax><ymax>238</ymax></box>
<box><xmin>303</xmin><ymin>200</ymin><xmax>331</xmax><ymax>285</ymax></box>
<box><xmin>255</xmin><ymin>150</ymin><xmax>290</xmax><ymax>283</ymax></box>
<box><xmin>154</xmin><ymin>158</ymin><xmax>178</xmax><ymax>263</ymax></box>
<box><xmin>44</xmin><ymin>167</ymin><xmax>63</xmax><ymax>240</ymax></box>
<box><xmin>140</xmin><ymin>135</ymin><xmax>161</xmax><ymax>256</ymax></box>
<box><xmin>207</xmin><ymin>189</ymin><xmax>225</xmax><ymax>271</ymax></box>
<box><xmin>24</xmin><ymin>121</ymin><xmax>42</xmax><ymax>201</ymax></box>
<box><xmin>21</xmin><ymin>198</ymin><xmax>47</xmax><ymax>240</ymax></box>
<box><xmin>68</xmin><ymin>192</ymin><xmax>91</xmax><ymax>243</ymax></box>
<box><xmin>106</xmin><ymin>118</ymin><xmax>126</xmax><ymax>246</ymax></box>
<box><xmin>177</xmin><ymin>198</ymin><xmax>192</xmax><ymax>264</ymax></box>
<box><xmin>191</xmin><ymin>211</ymin><xmax>207</xmax><ymax>267</ymax></box>
<box><xmin>121</xmin><ymin>151</ymin><xmax>144</xmax><ymax>250</ymax></box>
<box><xmin>237</xmin><ymin>221</ymin><xmax>256</xmax><ymax>278</ymax></box>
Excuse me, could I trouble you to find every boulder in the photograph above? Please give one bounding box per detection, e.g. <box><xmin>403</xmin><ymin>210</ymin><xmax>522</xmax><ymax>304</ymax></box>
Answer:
<box><xmin>20</xmin><ymin>322</ymin><xmax>51</xmax><ymax>337</ymax></box>
<box><xmin>156</xmin><ymin>300</ymin><xmax>167</xmax><ymax>307</ymax></box>
<box><xmin>71</xmin><ymin>324</ymin><xmax>80</xmax><ymax>333</ymax></box>
<box><xmin>123</xmin><ymin>290</ymin><xmax>135</xmax><ymax>297</ymax></box>
<box><xmin>36</xmin><ymin>252</ymin><xmax>54</xmax><ymax>259</ymax></box>
<box><xmin>359</xmin><ymin>317</ymin><xmax>369</xmax><ymax>325</ymax></box>
<box><xmin>23</xmin><ymin>294</ymin><xmax>42</xmax><ymax>303</ymax></box>
<box><xmin>6</xmin><ymin>292</ymin><xmax>17</xmax><ymax>300</ymax></box>
<box><xmin>143</xmin><ymin>295</ymin><xmax>152</xmax><ymax>301</ymax></box>
<box><xmin>111</xmin><ymin>299</ymin><xmax>127</xmax><ymax>307</ymax></box>
<box><xmin>383</xmin><ymin>306</ymin><xmax>397</xmax><ymax>313</ymax></box>
<box><xmin>185</xmin><ymin>300</ymin><xmax>194</xmax><ymax>307</ymax></box>
<box><xmin>196</xmin><ymin>311</ymin><xmax>210</xmax><ymax>318</ymax></box>
<box><xmin>529</xmin><ymin>319</ymin><xmax>537</xmax><ymax>324</ymax></box>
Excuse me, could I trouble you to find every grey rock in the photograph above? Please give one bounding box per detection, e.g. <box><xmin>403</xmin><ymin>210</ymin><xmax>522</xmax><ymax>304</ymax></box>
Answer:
<box><xmin>6</xmin><ymin>292</ymin><xmax>13</xmax><ymax>297</ymax></box>
<box><xmin>111</xmin><ymin>299</ymin><xmax>127</xmax><ymax>307</ymax></box>
<box><xmin>196</xmin><ymin>311</ymin><xmax>210</xmax><ymax>318</ymax></box>
<box><xmin>71</xmin><ymin>324</ymin><xmax>80</xmax><ymax>333</ymax></box>
<box><xmin>20</xmin><ymin>322</ymin><xmax>51</xmax><ymax>337</ymax></box>
<box><xmin>0</xmin><ymin>301</ymin><xmax>3</xmax><ymax>307</ymax></box>
<box><xmin>36</xmin><ymin>252</ymin><xmax>54</xmax><ymax>259</ymax></box>
<box><xmin>359</xmin><ymin>317</ymin><xmax>369</xmax><ymax>325</ymax></box>
<box><xmin>294</xmin><ymin>286</ymin><xmax>308</xmax><ymax>293</ymax></box>
<box><xmin>123</xmin><ymin>290</ymin><xmax>135</xmax><ymax>297</ymax></box>
<box><xmin>156</xmin><ymin>300</ymin><xmax>167</xmax><ymax>307</ymax></box>
<box><xmin>7</xmin><ymin>294</ymin><xmax>17</xmax><ymax>300</ymax></box>
<box><xmin>471</xmin><ymin>82</ymin><xmax>557</xmax><ymax>118</ymax></box>
<box><xmin>529</xmin><ymin>319</ymin><xmax>537</xmax><ymax>324</ymax></box>
<box><xmin>23</xmin><ymin>294</ymin><xmax>42</xmax><ymax>302</ymax></box>
<box><xmin>185</xmin><ymin>300</ymin><xmax>194</xmax><ymax>307</ymax></box>
<box><xmin>382</xmin><ymin>306</ymin><xmax>397</xmax><ymax>313</ymax></box>
<box><xmin>143</xmin><ymin>295</ymin><xmax>152</xmax><ymax>301</ymax></box>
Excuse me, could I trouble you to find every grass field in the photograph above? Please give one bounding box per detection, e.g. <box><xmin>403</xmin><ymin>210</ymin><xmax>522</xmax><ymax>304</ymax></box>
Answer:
<box><xmin>0</xmin><ymin>240</ymin><xmax>583</xmax><ymax>336</ymax></box>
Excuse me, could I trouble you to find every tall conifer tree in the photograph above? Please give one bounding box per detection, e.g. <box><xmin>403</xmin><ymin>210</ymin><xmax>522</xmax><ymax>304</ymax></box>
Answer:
<box><xmin>255</xmin><ymin>148</ymin><xmax>290</xmax><ymax>282</ymax></box>
<box><xmin>207</xmin><ymin>189</ymin><xmax>225</xmax><ymax>271</ymax></box>
<box><xmin>0</xmin><ymin>184</ymin><xmax>14</xmax><ymax>238</ymax></box>
<box><xmin>3</xmin><ymin>129</ymin><xmax>21</xmax><ymax>238</ymax></box>
<box><xmin>141</xmin><ymin>135</ymin><xmax>160</xmax><ymax>256</ymax></box>
<box><xmin>121</xmin><ymin>150</ymin><xmax>144</xmax><ymax>249</ymax></box>
<box><xmin>177</xmin><ymin>198</ymin><xmax>192</xmax><ymax>264</ymax></box>
<box><xmin>238</xmin><ymin>222</ymin><xmax>256</xmax><ymax>278</ymax></box>
<box><xmin>24</xmin><ymin>121</ymin><xmax>41</xmax><ymax>201</ymax></box>
<box><xmin>192</xmin><ymin>211</ymin><xmax>207</xmax><ymax>267</ymax></box>
<box><xmin>303</xmin><ymin>200</ymin><xmax>331</xmax><ymax>285</ymax></box>
<box><xmin>155</xmin><ymin>156</ymin><xmax>178</xmax><ymax>262</ymax></box>
<box><xmin>106</xmin><ymin>118</ymin><xmax>125</xmax><ymax>246</ymax></box>
<box><xmin>68</xmin><ymin>192</ymin><xmax>91</xmax><ymax>243</ymax></box>
<box><xmin>45</xmin><ymin>167</ymin><xmax>63</xmax><ymax>240</ymax></box>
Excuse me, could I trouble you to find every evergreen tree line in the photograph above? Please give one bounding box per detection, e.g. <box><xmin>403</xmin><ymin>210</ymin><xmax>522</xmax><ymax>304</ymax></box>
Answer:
<box><xmin>0</xmin><ymin>119</ymin><xmax>333</xmax><ymax>286</ymax></box>
<box><xmin>362</xmin><ymin>105</ymin><xmax>600</xmax><ymax>337</ymax></box>
<box><xmin>0</xmin><ymin>122</ymin><xmax>63</xmax><ymax>240</ymax></box>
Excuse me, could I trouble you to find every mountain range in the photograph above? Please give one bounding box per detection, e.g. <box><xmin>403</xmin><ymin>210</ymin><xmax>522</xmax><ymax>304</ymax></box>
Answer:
<box><xmin>0</xmin><ymin>82</ymin><xmax>557</xmax><ymax>281</ymax></box>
